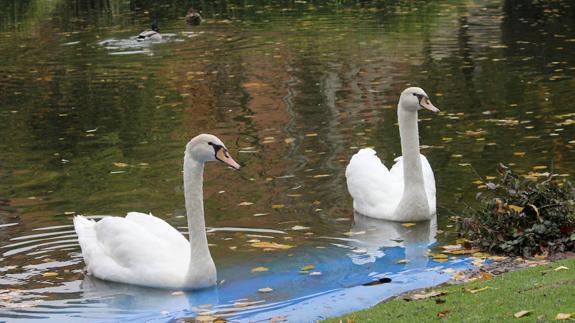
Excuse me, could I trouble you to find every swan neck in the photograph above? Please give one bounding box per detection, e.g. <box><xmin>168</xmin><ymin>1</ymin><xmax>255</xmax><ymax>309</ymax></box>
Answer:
<box><xmin>183</xmin><ymin>155</ymin><xmax>213</xmax><ymax>276</ymax></box>
<box><xmin>398</xmin><ymin>106</ymin><xmax>424</xmax><ymax>188</ymax></box>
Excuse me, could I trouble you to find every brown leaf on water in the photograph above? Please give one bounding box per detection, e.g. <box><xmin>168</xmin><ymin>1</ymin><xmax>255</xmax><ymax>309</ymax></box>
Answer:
<box><xmin>42</xmin><ymin>272</ymin><xmax>58</xmax><ymax>277</ymax></box>
<box><xmin>251</xmin><ymin>266</ymin><xmax>269</xmax><ymax>273</ymax></box>
<box><xmin>258</xmin><ymin>287</ymin><xmax>273</xmax><ymax>293</ymax></box>
<box><xmin>271</xmin><ymin>204</ymin><xmax>285</xmax><ymax>209</ymax></box>
<box><xmin>479</xmin><ymin>272</ymin><xmax>494</xmax><ymax>280</ymax></box>
<box><xmin>250</xmin><ymin>242</ymin><xmax>293</xmax><ymax>250</ymax></box>
<box><xmin>514</xmin><ymin>310</ymin><xmax>531</xmax><ymax>318</ymax></box>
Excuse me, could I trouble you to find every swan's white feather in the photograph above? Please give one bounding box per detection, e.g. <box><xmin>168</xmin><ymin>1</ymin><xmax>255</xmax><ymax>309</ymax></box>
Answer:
<box><xmin>345</xmin><ymin>148</ymin><xmax>436</xmax><ymax>220</ymax></box>
<box><xmin>74</xmin><ymin>213</ymin><xmax>190</xmax><ymax>289</ymax></box>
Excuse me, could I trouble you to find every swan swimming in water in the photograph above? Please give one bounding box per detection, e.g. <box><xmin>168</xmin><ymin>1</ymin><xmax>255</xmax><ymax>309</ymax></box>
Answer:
<box><xmin>74</xmin><ymin>134</ymin><xmax>240</xmax><ymax>289</ymax></box>
<box><xmin>345</xmin><ymin>87</ymin><xmax>439</xmax><ymax>222</ymax></box>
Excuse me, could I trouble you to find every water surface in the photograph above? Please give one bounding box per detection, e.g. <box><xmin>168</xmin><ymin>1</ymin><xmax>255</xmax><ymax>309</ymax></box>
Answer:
<box><xmin>1</xmin><ymin>0</ymin><xmax>574</xmax><ymax>321</ymax></box>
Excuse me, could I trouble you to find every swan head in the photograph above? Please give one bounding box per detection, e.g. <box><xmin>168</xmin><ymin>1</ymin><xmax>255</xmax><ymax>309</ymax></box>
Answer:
<box><xmin>399</xmin><ymin>87</ymin><xmax>439</xmax><ymax>113</ymax></box>
<box><xmin>186</xmin><ymin>134</ymin><xmax>240</xmax><ymax>170</ymax></box>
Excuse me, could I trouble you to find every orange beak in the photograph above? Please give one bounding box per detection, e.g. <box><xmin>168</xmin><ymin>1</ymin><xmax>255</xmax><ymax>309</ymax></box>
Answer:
<box><xmin>419</xmin><ymin>96</ymin><xmax>440</xmax><ymax>113</ymax></box>
<box><xmin>216</xmin><ymin>148</ymin><xmax>240</xmax><ymax>170</ymax></box>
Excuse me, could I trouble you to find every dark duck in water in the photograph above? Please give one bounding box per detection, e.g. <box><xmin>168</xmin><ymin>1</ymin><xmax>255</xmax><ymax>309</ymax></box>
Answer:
<box><xmin>186</xmin><ymin>8</ymin><xmax>202</xmax><ymax>26</ymax></box>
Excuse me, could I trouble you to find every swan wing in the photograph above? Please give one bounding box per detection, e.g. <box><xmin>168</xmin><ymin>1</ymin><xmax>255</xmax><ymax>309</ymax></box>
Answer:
<box><xmin>345</xmin><ymin>148</ymin><xmax>403</xmax><ymax>218</ymax></box>
<box><xmin>74</xmin><ymin>215</ymin><xmax>189</xmax><ymax>288</ymax></box>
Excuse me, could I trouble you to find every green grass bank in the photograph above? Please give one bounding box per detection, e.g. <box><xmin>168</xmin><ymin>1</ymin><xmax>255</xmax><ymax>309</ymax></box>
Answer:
<box><xmin>326</xmin><ymin>257</ymin><xmax>575</xmax><ymax>322</ymax></box>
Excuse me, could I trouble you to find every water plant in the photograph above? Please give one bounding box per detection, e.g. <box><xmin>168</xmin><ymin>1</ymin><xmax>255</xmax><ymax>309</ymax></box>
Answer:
<box><xmin>459</xmin><ymin>164</ymin><xmax>575</xmax><ymax>257</ymax></box>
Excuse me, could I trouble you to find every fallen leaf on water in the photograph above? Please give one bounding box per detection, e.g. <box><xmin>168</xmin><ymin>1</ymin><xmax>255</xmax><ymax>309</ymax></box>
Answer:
<box><xmin>301</xmin><ymin>265</ymin><xmax>315</xmax><ymax>271</ymax></box>
<box><xmin>271</xmin><ymin>204</ymin><xmax>285</xmax><ymax>209</ymax></box>
<box><xmin>291</xmin><ymin>225</ymin><xmax>310</xmax><ymax>231</ymax></box>
<box><xmin>554</xmin><ymin>266</ymin><xmax>569</xmax><ymax>271</ymax></box>
<box><xmin>42</xmin><ymin>272</ymin><xmax>58</xmax><ymax>277</ymax></box>
<box><xmin>171</xmin><ymin>291</ymin><xmax>184</xmax><ymax>296</ymax></box>
<box><xmin>447</xmin><ymin>248</ymin><xmax>480</xmax><ymax>255</ymax></box>
<box><xmin>401</xmin><ymin>223</ymin><xmax>416</xmax><ymax>227</ymax></box>
<box><xmin>430</xmin><ymin>253</ymin><xmax>448</xmax><ymax>259</ymax></box>
<box><xmin>251</xmin><ymin>266</ymin><xmax>269</xmax><ymax>273</ymax></box>
<box><xmin>195</xmin><ymin>315</ymin><xmax>217</xmax><ymax>322</ymax></box>
<box><xmin>309</xmin><ymin>271</ymin><xmax>322</xmax><ymax>276</ymax></box>
<box><xmin>305</xmin><ymin>133</ymin><xmax>318</xmax><ymax>137</ymax></box>
<box><xmin>313</xmin><ymin>174</ymin><xmax>331</xmax><ymax>178</ymax></box>
<box><xmin>238</xmin><ymin>202</ymin><xmax>254</xmax><ymax>206</ymax></box>
<box><xmin>258</xmin><ymin>287</ymin><xmax>273</xmax><ymax>293</ymax></box>
<box><xmin>555</xmin><ymin>313</ymin><xmax>573</xmax><ymax>320</ymax></box>
<box><xmin>284</xmin><ymin>138</ymin><xmax>295</xmax><ymax>144</ymax></box>
<box><xmin>250</xmin><ymin>242</ymin><xmax>292</xmax><ymax>250</ymax></box>
<box><xmin>434</xmin><ymin>258</ymin><xmax>449</xmax><ymax>263</ymax></box>
<box><xmin>233</xmin><ymin>300</ymin><xmax>262</xmax><ymax>308</ymax></box>
<box><xmin>466</xmin><ymin>286</ymin><xmax>490</xmax><ymax>294</ymax></box>
<box><xmin>397</xmin><ymin>259</ymin><xmax>410</xmax><ymax>264</ymax></box>
<box><xmin>410</xmin><ymin>290</ymin><xmax>447</xmax><ymax>300</ymax></box>
<box><xmin>514</xmin><ymin>310</ymin><xmax>531</xmax><ymax>318</ymax></box>
<box><xmin>533</xmin><ymin>166</ymin><xmax>547</xmax><ymax>170</ymax></box>
<box><xmin>113</xmin><ymin>162</ymin><xmax>129</xmax><ymax>168</ymax></box>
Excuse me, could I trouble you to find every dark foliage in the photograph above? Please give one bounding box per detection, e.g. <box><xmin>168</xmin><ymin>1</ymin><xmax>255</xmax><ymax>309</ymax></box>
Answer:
<box><xmin>459</xmin><ymin>165</ymin><xmax>575</xmax><ymax>257</ymax></box>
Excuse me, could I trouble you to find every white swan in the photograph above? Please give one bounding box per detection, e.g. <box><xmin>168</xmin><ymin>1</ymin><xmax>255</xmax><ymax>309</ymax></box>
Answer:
<box><xmin>345</xmin><ymin>87</ymin><xmax>439</xmax><ymax>222</ymax></box>
<box><xmin>73</xmin><ymin>134</ymin><xmax>240</xmax><ymax>290</ymax></box>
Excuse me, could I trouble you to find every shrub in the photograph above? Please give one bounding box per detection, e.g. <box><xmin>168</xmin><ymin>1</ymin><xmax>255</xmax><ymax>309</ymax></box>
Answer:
<box><xmin>459</xmin><ymin>164</ymin><xmax>575</xmax><ymax>257</ymax></box>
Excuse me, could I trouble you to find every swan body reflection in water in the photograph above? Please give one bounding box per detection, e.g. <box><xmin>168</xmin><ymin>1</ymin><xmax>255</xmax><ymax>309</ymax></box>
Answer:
<box><xmin>347</xmin><ymin>212</ymin><xmax>437</xmax><ymax>268</ymax></box>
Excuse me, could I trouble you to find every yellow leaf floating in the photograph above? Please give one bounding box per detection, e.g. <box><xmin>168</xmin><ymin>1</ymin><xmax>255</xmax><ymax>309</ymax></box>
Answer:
<box><xmin>271</xmin><ymin>204</ymin><xmax>285</xmax><ymax>209</ymax></box>
<box><xmin>513</xmin><ymin>310</ymin><xmax>531</xmax><ymax>318</ymax></box>
<box><xmin>113</xmin><ymin>162</ymin><xmax>129</xmax><ymax>168</ymax></box>
<box><xmin>250</xmin><ymin>242</ymin><xmax>293</xmax><ymax>250</ymax></box>
<box><xmin>251</xmin><ymin>266</ymin><xmax>269</xmax><ymax>273</ymax></box>
<box><xmin>42</xmin><ymin>272</ymin><xmax>58</xmax><ymax>277</ymax></box>
<box><xmin>300</xmin><ymin>265</ymin><xmax>315</xmax><ymax>271</ymax></box>
<box><xmin>430</xmin><ymin>253</ymin><xmax>448</xmax><ymax>259</ymax></box>
<box><xmin>433</xmin><ymin>258</ymin><xmax>449</xmax><ymax>263</ymax></box>
<box><xmin>533</xmin><ymin>165</ymin><xmax>547</xmax><ymax>170</ymax></box>
<box><xmin>305</xmin><ymin>133</ymin><xmax>318</xmax><ymax>137</ymax></box>
<box><xmin>258</xmin><ymin>287</ymin><xmax>273</xmax><ymax>293</ymax></box>
<box><xmin>401</xmin><ymin>223</ymin><xmax>416</xmax><ymax>227</ymax></box>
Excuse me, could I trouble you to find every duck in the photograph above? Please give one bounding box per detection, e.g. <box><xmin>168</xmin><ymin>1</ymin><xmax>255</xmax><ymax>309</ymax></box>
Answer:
<box><xmin>345</xmin><ymin>87</ymin><xmax>439</xmax><ymax>222</ymax></box>
<box><xmin>186</xmin><ymin>8</ymin><xmax>202</xmax><ymax>26</ymax></box>
<box><xmin>137</xmin><ymin>17</ymin><xmax>162</xmax><ymax>41</ymax></box>
<box><xmin>73</xmin><ymin>134</ymin><xmax>240</xmax><ymax>290</ymax></box>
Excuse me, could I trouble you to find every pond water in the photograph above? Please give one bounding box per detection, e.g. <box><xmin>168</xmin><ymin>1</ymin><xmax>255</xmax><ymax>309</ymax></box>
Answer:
<box><xmin>1</xmin><ymin>0</ymin><xmax>574</xmax><ymax>321</ymax></box>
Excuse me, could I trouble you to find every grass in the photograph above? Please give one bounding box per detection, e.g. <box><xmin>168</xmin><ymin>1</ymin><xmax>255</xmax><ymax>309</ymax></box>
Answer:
<box><xmin>325</xmin><ymin>257</ymin><xmax>575</xmax><ymax>322</ymax></box>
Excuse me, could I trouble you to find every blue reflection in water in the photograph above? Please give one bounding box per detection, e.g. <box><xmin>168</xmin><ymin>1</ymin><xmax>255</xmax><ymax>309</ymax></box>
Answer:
<box><xmin>4</xmin><ymin>215</ymin><xmax>471</xmax><ymax>322</ymax></box>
